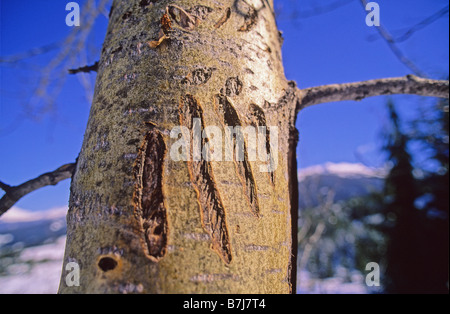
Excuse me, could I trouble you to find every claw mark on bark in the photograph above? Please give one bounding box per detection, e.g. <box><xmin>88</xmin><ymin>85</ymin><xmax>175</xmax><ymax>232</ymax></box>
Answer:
<box><xmin>133</xmin><ymin>126</ymin><xmax>168</xmax><ymax>261</ymax></box>
<box><xmin>179</xmin><ymin>94</ymin><xmax>232</xmax><ymax>264</ymax></box>
<box><xmin>238</xmin><ymin>6</ymin><xmax>258</xmax><ymax>32</ymax></box>
<box><xmin>222</xmin><ymin>77</ymin><xmax>243</xmax><ymax>97</ymax></box>
<box><xmin>249</xmin><ymin>103</ymin><xmax>274</xmax><ymax>185</ymax></box>
<box><xmin>214</xmin><ymin>94</ymin><xmax>260</xmax><ymax>217</ymax></box>
<box><xmin>168</xmin><ymin>4</ymin><xmax>200</xmax><ymax>30</ymax></box>
<box><xmin>181</xmin><ymin>67</ymin><xmax>216</xmax><ymax>86</ymax></box>
<box><xmin>214</xmin><ymin>7</ymin><xmax>231</xmax><ymax>29</ymax></box>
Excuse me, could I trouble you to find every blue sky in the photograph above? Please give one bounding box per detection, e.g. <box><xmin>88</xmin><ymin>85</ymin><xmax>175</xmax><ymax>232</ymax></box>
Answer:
<box><xmin>0</xmin><ymin>0</ymin><xmax>448</xmax><ymax>211</ymax></box>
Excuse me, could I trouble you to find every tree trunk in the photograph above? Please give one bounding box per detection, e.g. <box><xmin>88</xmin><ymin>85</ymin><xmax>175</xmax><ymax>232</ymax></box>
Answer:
<box><xmin>59</xmin><ymin>0</ymin><xmax>299</xmax><ymax>294</ymax></box>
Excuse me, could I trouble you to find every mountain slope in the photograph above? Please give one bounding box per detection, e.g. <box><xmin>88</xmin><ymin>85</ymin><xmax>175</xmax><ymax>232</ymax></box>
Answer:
<box><xmin>298</xmin><ymin>162</ymin><xmax>385</xmax><ymax>209</ymax></box>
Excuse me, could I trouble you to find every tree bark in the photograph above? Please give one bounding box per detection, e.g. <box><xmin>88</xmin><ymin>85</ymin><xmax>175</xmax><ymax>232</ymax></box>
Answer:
<box><xmin>59</xmin><ymin>0</ymin><xmax>299</xmax><ymax>294</ymax></box>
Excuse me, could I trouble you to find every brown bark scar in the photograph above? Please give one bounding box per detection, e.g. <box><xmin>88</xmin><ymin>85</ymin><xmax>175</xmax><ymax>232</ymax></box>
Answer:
<box><xmin>181</xmin><ymin>67</ymin><xmax>215</xmax><ymax>86</ymax></box>
<box><xmin>248</xmin><ymin>103</ymin><xmax>274</xmax><ymax>185</ymax></box>
<box><xmin>133</xmin><ymin>126</ymin><xmax>169</xmax><ymax>262</ymax></box>
<box><xmin>148</xmin><ymin>10</ymin><xmax>172</xmax><ymax>49</ymax></box>
<box><xmin>214</xmin><ymin>7</ymin><xmax>231</xmax><ymax>29</ymax></box>
<box><xmin>167</xmin><ymin>4</ymin><xmax>200</xmax><ymax>31</ymax></box>
<box><xmin>214</xmin><ymin>94</ymin><xmax>261</xmax><ymax>218</ymax></box>
<box><xmin>179</xmin><ymin>94</ymin><xmax>233</xmax><ymax>264</ymax></box>
<box><xmin>223</xmin><ymin>77</ymin><xmax>243</xmax><ymax>97</ymax></box>
<box><xmin>238</xmin><ymin>6</ymin><xmax>258</xmax><ymax>32</ymax></box>
<box><xmin>148</xmin><ymin>32</ymin><xmax>168</xmax><ymax>49</ymax></box>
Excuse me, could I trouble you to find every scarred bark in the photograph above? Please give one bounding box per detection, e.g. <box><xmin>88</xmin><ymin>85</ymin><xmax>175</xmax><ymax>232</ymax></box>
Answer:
<box><xmin>59</xmin><ymin>0</ymin><xmax>298</xmax><ymax>294</ymax></box>
<box><xmin>56</xmin><ymin>0</ymin><xmax>449</xmax><ymax>294</ymax></box>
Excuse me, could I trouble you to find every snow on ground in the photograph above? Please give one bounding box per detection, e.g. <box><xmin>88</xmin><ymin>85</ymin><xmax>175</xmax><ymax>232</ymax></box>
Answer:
<box><xmin>0</xmin><ymin>208</ymin><xmax>67</xmax><ymax>294</ymax></box>
<box><xmin>0</xmin><ymin>236</ymin><xmax>374</xmax><ymax>294</ymax></box>
<box><xmin>0</xmin><ymin>236</ymin><xmax>66</xmax><ymax>294</ymax></box>
<box><xmin>297</xmin><ymin>270</ymin><xmax>369</xmax><ymax>294</ymax></box>
<box><xmin>1</xmin><ymin>235</ymin><xmax>372</xmax><ymax>294</ymax></box>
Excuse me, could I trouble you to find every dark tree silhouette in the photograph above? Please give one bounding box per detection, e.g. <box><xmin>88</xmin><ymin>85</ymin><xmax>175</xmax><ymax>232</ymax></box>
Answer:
<box><xmin>383</xmin><ymin>100</ymin><xmax>449</xmax><ymax>293</ymax></box>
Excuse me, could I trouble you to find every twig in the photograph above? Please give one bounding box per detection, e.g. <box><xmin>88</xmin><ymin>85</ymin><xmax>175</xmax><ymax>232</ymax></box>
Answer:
<box><xmin>393</xmin><ymin>5</ymin><xmax>448</xmax><ymax>43</ymax></box>
<box><xmin>368</xmin><ymin>5</ymin><xmax>449</xmax><ymax>43</ymax></box>
<box><xmin>0</xmin><ymin>181</ymin><xmax>12</xmax><ymax>194</ymax></box>
<box><xmin>359</xmin><ymin>0</ymin><xmax>428</xmax><ymax>77</ymax></box>
<box><xmin>68</xmin><ymin>61</ymin><xmax>99</xmax><ymax>74</ymax></box>
<box><xmin>0</xmin><ymin>41</ymin><xmax>63</xmax><ymax>64</ymax></box>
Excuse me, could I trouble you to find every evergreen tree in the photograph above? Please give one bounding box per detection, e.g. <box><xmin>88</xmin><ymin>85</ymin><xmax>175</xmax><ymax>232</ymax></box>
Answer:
<box><xmin>411</xmin><ymin>98</ymin><xmax>449</xmax><ymax>293</ymax></box>
<box><xmin>383</xmin><ymin>101</ymin><xmax>420</xmax><ymax>293</ymax></box>
<box><xmin>384</xmin><ymin>99</ymin><xmax>449</xmax><ymax>293</ymax></box>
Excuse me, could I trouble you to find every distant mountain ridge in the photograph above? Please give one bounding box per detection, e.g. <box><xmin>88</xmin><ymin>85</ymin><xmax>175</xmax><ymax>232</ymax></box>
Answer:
<box><xmin>298</xmin><ymin>162</ymin><xmax>385</xmax><ymax>209</ymax></box>
<box><xmin>0</xmin><ymin>207</ymin><xmax>67</xmax><ymax>250</ymax></box>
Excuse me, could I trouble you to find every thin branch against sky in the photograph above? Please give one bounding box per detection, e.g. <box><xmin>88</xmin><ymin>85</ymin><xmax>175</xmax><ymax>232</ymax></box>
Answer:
<box><xmin>0</xmin><ymin>0</ymin><xmax>111</xmax><ymax>135</ymax></box>
<box><xmin>367</xmin><ymin>5</ymin><xmax>449</xmax><ymax>43</ymax></box>
<box><xmin>0</xmin><ymin>41</ymin><xmax>63</xmax><ymax>64</ymax></box>
<box><xmin>359</xmin><ymin>0</ymin><xmax>428</xmax><ymax>78</ymax></box>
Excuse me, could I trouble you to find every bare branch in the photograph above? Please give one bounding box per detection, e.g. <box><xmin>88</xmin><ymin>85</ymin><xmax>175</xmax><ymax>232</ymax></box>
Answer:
<box><xmin>10</xmin><ymin>0</ymin><xmax>111</xmax><ymax>125</ymax></box>
<box><xmin>0</xmin><ymin>41</ymin><xmax>62</xmax><ymax>64</ymax></box>
<box><xmin>390</xmin><ymin>5</ymin><xmax>449</xmax><ymax>43</ymax></box>
<box><xmin>359</xmin><ymin>0</ymin><xmax>428</xmax><ymax>77</ymax></box>
<box><xmin>298</xmin><ymin>75</ymin><xmax>449</xmax><ymax>111</ymax></box>
<box><xmin>0</xmin><ymin>163</ymin><xmax>76</xmax><ymax>217</ymax></box>
<box><xmin>68</xmin><ymin>61</ymin><xmax>99</xmax><ymax>74</ymax></box>
<box><xmin>0</xmin><ymin>181</ymin><xmax>12</xmax><ymax>193</ymax></box>
<box><xmin>367</xmin><ymin>5</ymin><xmax>449</xmax><ymax>43</ymax></box>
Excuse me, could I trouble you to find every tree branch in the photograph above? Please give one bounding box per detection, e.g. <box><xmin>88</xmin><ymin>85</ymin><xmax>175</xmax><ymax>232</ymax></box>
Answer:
<box><xmin>68</xmin><ymin>61</ymin><xmax>99</xmax><ymax>74</ymax></box>
<box><xmin>298</xmin><ymin>75</ymin><xmax>449</xmax><ymax>111</ymax></box>
<box><xmin>0</xmin><ymin>41</ymin><xmax>62</xmax><ymax>64</ymax></box>
<box><xmin>0</xmin><ymin>163</ymin><xmax>76</xmax><ymax>217</ymax></box>
<box><xmin>390</xmin><ymin>5</ymin><xmax>449</xmax><ymax>43</ymax></box>
<box><xmin>359</xmin><ymin>0</ymin><xmax>428</xmax><ymax>77</ymax></box>
<box><xmin>0</xmin><ymin>181</ymin><xmax>12</xmax><ymax>194</ymax></box>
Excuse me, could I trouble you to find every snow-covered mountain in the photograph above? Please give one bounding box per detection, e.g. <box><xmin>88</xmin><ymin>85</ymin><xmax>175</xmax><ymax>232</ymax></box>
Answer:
<box><xmin>298</xmin><ymin>162</ymin><xmax>386</xmax><ymax>209</ymax></box>
<box><xmin>0</xmin><ymin>207</ymin><xmax>67</xmax><ymax>250</ymax></box>
<box><xmin>299</xmin><ymin>162</ymin><xmax>386</xmax><ymax>179</ymax></box>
